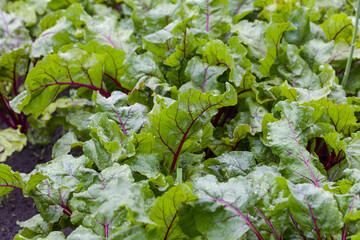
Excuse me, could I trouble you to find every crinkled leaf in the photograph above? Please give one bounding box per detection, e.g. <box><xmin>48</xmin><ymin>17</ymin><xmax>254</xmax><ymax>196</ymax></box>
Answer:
<box><xmin>191</xmin><ymin>174</ymin><xmax>255</xmax><ymax>240</ymax></box>
<box><xmin>180</xmin><ymin>56</ymin><xmax>227</xmax><ymax>93</ymax></box>
<box><xmin>316</xmin><ymin>98</ymin><xmax>356</xmax><ymax>133</ymax></box>
<box><xmin>228</xmin><ymin>36</ymin><xmax>253</xmax><ymax>88</ymax></box>
<box><xmin>227</xmin><ymin>97</ymin><xmax>268</xmax><ymax>135</ymax></box>
<box><xmin>222</xmin><ymin>124</ymin><xmax>251</xmax><ymax>149</ymax></box>
<box><xmin>0</xmin><ymin>47</ymin><xmax>29</xmax><ymax>94</ymax></box>
<box><xmin>165</xmin><ymin>22</ymin><xmax>198</xmax><ymax>68</ymax></box>
<box><xmin>38</xmin><ymin>10</ymin><xmax>66</xmax><ymax>32</ymax></box>
<box><xmin>300</xmin><ymin>39</ymin><xmax>334</xmax><ymax>72</ymax></box>
<box><xmin>83</xmin><ymin>138</ymin><xmax>112</xmax><ymax>171</ymax></box>
<box><xmin>345</xmin><ymin>132</ymin><xmax>360</xmax><ymax>169</ymax></box>
<box><xmin>93</xmin><ymin>91</ymin><xmax>149</xmax><ymax>136</ymax></box>
<box><xmin>253</xmin><ymin>78</ymin><xmax>281</xmax><ymax>104</ymax></box>
<box><xmin>288</xmin><ymin>183</ymin><xmax>343</xmax><ymax>239</ymax></box>
<box><xmin>125</xmin><ymin>153</ymin><xmax>161</xmax><ymax>179</ymax></box>
<box><xmin>78</xmin><ymin>42</ymin><xmax>128</xmax><ymax>93</ymax></box>
<box><xmin>69</xmin><ymin>164</ymin><xmax>152</xmax><ymax>238</ymax></box>
<box><xmin>7</xmin><ymin>1</ymin><xmax>37</xmax><ymax>27</ymax></box>
<box><xmin>120</xmin><ymin>52</ymin><xmax>165</xmax><ymax>91</ymax></box>
<box><xmin>52</xmin><ymin>132</ymin><xmax>82</xmax><ymax>159</ymax></box>
<box><xmin>67</xmin><ymin>226</ymin><xmax>103</xmax><ymax>240</ymax></box>
<box><xmin>273</xmin><ymin>45</ymin><xmax>336</xmax><ymax>103</ymax></box>
<box><xmin>0</xmin><ymin>10</ymin><xmax>32</xmax><ymax>54</ymax></box>
<box><xmin>30</xmin><ymin>17</ymin><xmax>76</xmax><ymax>58</ymax></box>
<box><xmin>320</xmin><ymin>13</ymin><xmax>354</xmax><ymax>45</ymax></box>
<box><xmin>208</xmin><ymin>151</ymin><xmax>256</xmax><ymax>181</ymax></box>
<box><xmin>108</xmin><ymin>225</ymin><xmax>146</xmax><ymax>240</ymax></box>
<box><xmin>233</xmin><ymin>20</ymin><xmax>268</xmax><ymax>61</ymax></box>
<box><xmin>81</xmin><ymin>14</ymin><xmax>137</xmax><ymax>54</ymax></box>
<box><xmin>88</xmin><ymin>113</ymin><xmax>136</xmax><ymax>162</ymax></box>
<box><xmin>16</xmin><ymin>214</ymin><xmax>51</xmax><ymax>239</ymax></box>
<box><xmin>29</xmin><ymin>155</ymin><xmax>95</xmax><ymax>223</ymax></box>
<box><xmin>0</xmin><ymin>127</ymin><xmax>27</xmax><ymax>162</ymax></box>
<box><xmin>186</xmin><ymin>0</ymin><xmax>231</xmax><ymax>38</ymax></box>
<box><xmin>197</xmin><ymin>40</ymin><xmax>234</xmax><ymax>80</ymax></box>
<box><xmin>142</xmin><ymin>20</ymin><xmax>178</xmax><ymax>60</ymax></box>
<box><xmin>324</xmin><ymin>179</ymin><xmax>352</xmax><ymax>194</ymax></box>
<box><xmin>266</xmin><ymin>101</ymin><xmax>327</xmax><ymax>185</ymax></box>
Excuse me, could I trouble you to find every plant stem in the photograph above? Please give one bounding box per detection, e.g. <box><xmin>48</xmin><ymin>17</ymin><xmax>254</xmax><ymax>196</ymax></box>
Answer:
<box><xmin>290</xmin><ymin>213</ymin><xmax>305</xmax><ymax>240</ymax></box>
<box><xmin>0</xmin><ymin>111</ymin><xmax>15</xmax><ymax>128</ymax></box>
<box><xmin>213</xmin><ymin>198</ymin><xmax>264</xmax><ymax>240</ymax></box>
<box><xmin>212</xmin><ymin>107</ymin><xmax>225</xmax><ymax>127</ymax></box>
<box><xmin>342</xmin><ymin>195</ymin><xmax>357</xmax><ymax>240</ymax></box>
<box><xmin>0</xmin><ymin>185</ymin><xmax>22</xmax><ymax>190</ymax></box>
<box><xmin>341</xmin><ymin>0</ymin><xmax>360</xmax><ymax>87</ymax></box>
<box><xmin>255</xmin><ymin>206</ymin><xmax>280</xmax><ymax>240</ymax></box>
<box><xmin>170</xmin><ymin>102</ymin><xmax>222</xmax><ymax>171</ymax></box>
<box><xmin>62</xmin><ymin>206</ymin><xmax>72</xmax><ymax>217</ymax></box>
<box><xmin>104</xmin><ymin>73</ymin><xmax>129</xmax><ymax>94</ymax></box>
<box><xmin>104</xmin><ymin>217</ymin><xmax>109</xmax><ymax>238</ymax></box>
<box><xmin>0</xmin><ymin>93</ymin><xmax>19</xmax><ymax>128</ymax></box>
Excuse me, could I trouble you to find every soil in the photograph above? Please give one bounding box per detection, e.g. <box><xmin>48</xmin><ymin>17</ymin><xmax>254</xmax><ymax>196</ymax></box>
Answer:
<box><xmin>0</xmin><ymin>125</ymin><xmax>72</xmax><ymax>240</ymax></box>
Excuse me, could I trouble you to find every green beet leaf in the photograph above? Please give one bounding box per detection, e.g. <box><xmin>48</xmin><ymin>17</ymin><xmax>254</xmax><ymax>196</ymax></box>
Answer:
<box><xmin>320</xmin><ymin>13</ymin><xmax>354</xmax><ymax>45</ymax></box>
<box><xmin>259</xmin><ymin>22</ymin><xmax>296</xmax><ymax>76</ymax></box>
<box><xmin>0</xmin><ymin>10</ymin><xmax>32</xmax><ymax>54</ymax></box>
<box><xmin>180</xmin><ymin>56</ymin><xmax>227</xmax><ymax>93</ymax></box>
<box><xmin>266</xmin><ymin>101</ymin><xmax>328</xmax><ymax>186</ymax></box>
<box><xmin>69</xmin><ymin>164</ymin><xmax>152</xmax><ymax>238</ymax></box>
<box><xmin>149</xmin><ymin>83</ymin><xmax>237</xmax><ymax>171</ymax></box>
<box><xmin>288</xmin><ymin>183</ymin><xmax>344</xmax><ymax>239</ymax></box>
<box><xmin>149</xmin><ymin>183</ymin><xmax>196</xmax><ymax>239</ymax></box>
<box><xmin>0</xmin><ymin>128</ymin><xmax>27</xmax><ymax>162</ymax></box>
<box><xmin>18</xmin><ymin>46</ymin><xmax>110</xmax><ymax>118</ymax></box>
<box><xmin>0</xmin><ymin>163</ymin><xmax>23</xmax><ymax>196</ymax></box>
<box><xmin>284</xmin><ymin>7</ymin><xmax>313</xmax><ymax>46</ymax></box>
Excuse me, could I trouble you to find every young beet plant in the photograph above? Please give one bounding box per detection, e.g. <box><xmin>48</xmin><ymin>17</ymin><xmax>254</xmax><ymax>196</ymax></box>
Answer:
<box><xmin>0</xmin><ymin>59</ymin><xmax>30</xmax><ymax>134</ymax></box>
<box><xmin>0</xmin><ymin>11</ymin><xmax>31</xmax><ymax>133</ymax></box>
<box><xmin>0</xmin><ymin>9</ymin><xmax>33</xmax><ymax>161</ymax></box>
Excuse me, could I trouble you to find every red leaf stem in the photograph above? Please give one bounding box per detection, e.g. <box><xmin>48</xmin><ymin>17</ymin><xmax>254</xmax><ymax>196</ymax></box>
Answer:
<box><xmin>170</xmin><ymin>102</ymin><xmax>222</xmax><ymax>170</ymax></box>
<box><xmin>0</xmin><ymin>93</ymin><xmax>19</xmax><ymax>127</ymax></box>
<box><xmin>235</xmin><ymin>0</ymin><xmax>249</xmax><ymax>16</ymax></box>
<box><xmin>105</xmin><ymin>217</ymin><xmax>109</xmax><ymax>238</ymax></box>
<box><xmin>62</xmin><ymin>205</ymin><xmax>72</xmax><ymax>217</ymax></box>
<box><xmin>254</xmin><ymin>206</ymin><xmax>280</xmax><ymax>240</ymax></box>
<box><xmin>290</xmin><ymin>213</ymin><xmax>305</xmax><ymax>240</ymax></box>
<box><xmin>0</xmin><ymin>185</ymin><xmax>22</xmax><ymax>190</ymax></box>
<box><xmin>31</xmin><ymin>82</ymin><xmax>111</xmax><ymax>98</ymax></box>
<box><xmin>104</xmin><ymin>73</ymin><xmax>129</xmax><ymax>94</ymax></box>
<box><xmin>164</xmin><ymin>210</ymin><xmax>178</xmax><ymax>240</ymax></box>
<box><xmin>342</xmin><ymin>195</ymin><xmax>357</xmax><ymax>240</ymax></box>
<box><xmin>0</xmin><ymin>111</ymin><xmax>16</xmax><ymax>129</ymax></box>
<box><xmin>284</xmin><ymin>114</ymin><xmax>319</xmax><ymax>187</ymax></box>
<box><xmin>213</xmin><ymin>198</ymin><xmax>263</xmax><ymax>240</ymax></box>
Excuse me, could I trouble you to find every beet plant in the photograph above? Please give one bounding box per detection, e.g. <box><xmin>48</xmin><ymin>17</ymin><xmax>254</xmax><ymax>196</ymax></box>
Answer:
<box><xmin>1</xmin><ymin>0</ymin><xmax>360</xmax><ymax>239</ymax></box>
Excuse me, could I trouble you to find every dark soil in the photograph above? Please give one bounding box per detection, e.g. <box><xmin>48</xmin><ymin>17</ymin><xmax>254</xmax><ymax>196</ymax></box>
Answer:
<box><xmin>0</xmin><ymin>126</ymin><xmax>65</xmax><ymax>240</ymax></box>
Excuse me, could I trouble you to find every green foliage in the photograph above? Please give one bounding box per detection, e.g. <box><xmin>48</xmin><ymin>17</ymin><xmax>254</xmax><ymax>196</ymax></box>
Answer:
<box><xmin>0</xmin><ymin>128</ymin><xmax>26</xmax><ymax>162</ymax></box>
<box><xmin>2</xmin><ymin>0</ymin><xmax>360</xmax><ymax>239</ymax></box>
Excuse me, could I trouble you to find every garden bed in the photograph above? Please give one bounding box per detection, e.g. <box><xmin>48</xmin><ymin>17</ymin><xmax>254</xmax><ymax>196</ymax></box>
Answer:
<box><xmin>1</xmin><ymin>1</ymin><xmax>360</xmax><ymax>239</ymax></box>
